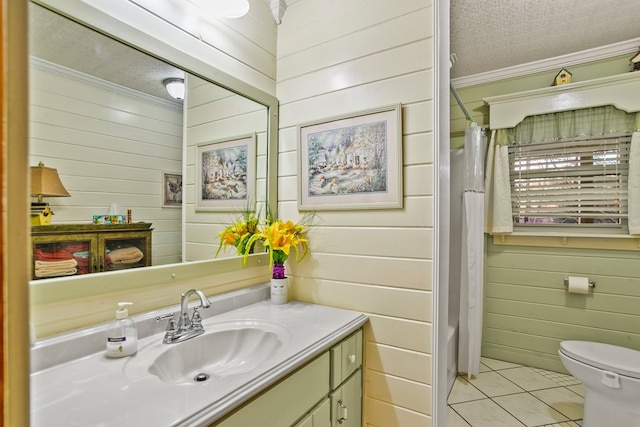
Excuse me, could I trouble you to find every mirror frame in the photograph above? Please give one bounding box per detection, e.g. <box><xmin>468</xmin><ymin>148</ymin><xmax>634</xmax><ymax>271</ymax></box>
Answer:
<box><xmin>29</xmin><ymin>0</ymin><xmax>278</xmax><ymax>304</ymax></box>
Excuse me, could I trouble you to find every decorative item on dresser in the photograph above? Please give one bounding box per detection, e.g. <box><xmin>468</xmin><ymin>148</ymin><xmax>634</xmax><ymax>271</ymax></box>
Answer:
<box><xmin>31</xmin><ymin>223</ymin><xmax>153</xmax><ymax>279</ymax></box>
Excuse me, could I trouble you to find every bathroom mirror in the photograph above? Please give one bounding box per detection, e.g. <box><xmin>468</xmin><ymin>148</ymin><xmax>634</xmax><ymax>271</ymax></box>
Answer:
<box><xmin>28</xmin><ymin>2</ymin><xmax>277</xmax><ymax>285</ymax></box>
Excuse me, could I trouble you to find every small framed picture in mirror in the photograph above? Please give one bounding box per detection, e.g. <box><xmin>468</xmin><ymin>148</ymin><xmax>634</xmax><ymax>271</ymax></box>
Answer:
<box><xmin>195</xmin><ymin>133</ymin><xmax>256</xmax><ymax>211</ymax></box>
<box><xmin>163</xmin><ymin>172</ymin><xmax>183</xmax><ymax>207</ymax></box>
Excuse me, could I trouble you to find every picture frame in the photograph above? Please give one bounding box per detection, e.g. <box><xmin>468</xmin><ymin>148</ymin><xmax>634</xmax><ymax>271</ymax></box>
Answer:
<box><xmin>298</xmin><ymin>104</ymin><xmax>403</xmax><ymax>210</ymax></box>
<box><xmin>162</xmin><ymin>172</ymin><xmax>182</xmax><ymax>208</ymax></box>
<box><xmin>195</xmin><ymin>133</ymin><xmax>256</xmax><ymax>211</ymax></box>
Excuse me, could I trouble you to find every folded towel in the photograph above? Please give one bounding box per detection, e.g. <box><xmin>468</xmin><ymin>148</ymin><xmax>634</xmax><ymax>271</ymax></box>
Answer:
<box><xmin>35</xmin><ymin>267</ymin><xmax>78</xmax><ymax>278</ymax></box>
<box><xmin>35</xmin><ymin>259</ymin><xmax>78</xmax><ymax>269</ymax></box>
<box><xmin>34</xmin><ymin>248</ymin><xmax>73</xmax><ymax>261</ymax></box>
<box><xmin>72</xmin><ymin>251</ymin><xmax>89</xmax><ymax>259</ymax></box>
<box><xmin>106</xmin><ymin>247</ymin><xmax>144</xmax><ymax>265</ymax></box>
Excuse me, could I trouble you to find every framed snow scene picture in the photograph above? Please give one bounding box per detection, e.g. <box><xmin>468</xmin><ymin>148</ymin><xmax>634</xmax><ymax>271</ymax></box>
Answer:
<box><xmin>196</xmin><ymin>134</ymin><xmax>256</xmax><ymax>211</ymax></box>
<box><xmin>298</xmin><ymin>104</ymin><xmax>403</xmax><ymax>210</ymax></box>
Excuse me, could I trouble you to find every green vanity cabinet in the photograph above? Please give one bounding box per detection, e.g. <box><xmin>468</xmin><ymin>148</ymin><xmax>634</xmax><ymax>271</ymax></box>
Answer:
<box><xmin>213</xmin><ymin>329</ymin><xmax>363</xmax><ymax>427</ymax></box>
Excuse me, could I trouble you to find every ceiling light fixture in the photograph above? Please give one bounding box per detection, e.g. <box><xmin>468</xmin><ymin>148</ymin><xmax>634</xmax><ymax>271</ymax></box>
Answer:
<box><xmin>188</xmin><ymin>0</ymin><xmax>250</xmax><ymax>19</ymax></box>
<box><xmin>163</xmin><ymin>78</ymin><xmax>185</xmax><ymax>100</ymax></box>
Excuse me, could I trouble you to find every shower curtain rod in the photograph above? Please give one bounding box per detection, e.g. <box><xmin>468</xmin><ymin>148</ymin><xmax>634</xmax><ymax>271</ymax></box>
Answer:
<box><xmin>450</xmin><ymin>82</ymin><xmax>473</xmax><ymax>124</ymax></box>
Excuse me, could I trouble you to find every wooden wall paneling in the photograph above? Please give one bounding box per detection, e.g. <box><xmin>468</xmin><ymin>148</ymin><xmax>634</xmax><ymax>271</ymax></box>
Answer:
<box><xmin>366</xmin><ymin>369</ymin><xmax>431</xmax><ymax>415</ymax></box>
<box><xmin>278</xmin><ymin>72</ymin><xmax>433</xmax><ymax>127</ymax></box>
<box><xmin>278</xmin><ymin>8</ymin><xmax>432</xmax><ymax>82</ymax></box>
<box><xmin>364</xmin><ymin>397</ymin><xmax>431</xmax><ymax>426</ymax></box>
<box><xmin>277</xmin><ymin>2</ymin><xmax>435</xmax><ymax>425</ymax></box>
<box><xmin>484</xmin><ymin>240</ymin><xmax>640</xmax><ymax>372</ymax></box>
<box><xmin>278</xmin><ymin>41</ymin><xmax>432</xmax><ymax>102</ymax></box>
<box><xmin>311</xmin><ymin>227</ymin><xmax>432</xmax><ymax>259</ymax></box>
<box><xmin>366</xmin><ymin>342</ymin><xmax>431</xmax><ymax>384</ymax></box>
<box><xmin>291</xmin><ymin>253</ymin><xmax>432</xmax><ymax>292</ymax></box>
<box><xmin>277</xmin><ymin>0</ymin><xmax>427</xmax><ymax>58</ymax></box>
<box><xmin>293</xmin><ymin>279</ymin><xmax>431</xmax><ymax>323</ymax></box>
<box><xmin>365</xmin><ymin>314</ymin><xmax>431</xmax><ymax>354</ymax></box>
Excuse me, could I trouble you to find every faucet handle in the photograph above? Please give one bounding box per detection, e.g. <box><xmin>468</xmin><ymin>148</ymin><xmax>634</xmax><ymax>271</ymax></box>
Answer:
<box><xmin>156</xmin><ymin>313</ymin><xmax>179</xmax><ymax>344</ymax></box>
<box><xmin>156</xmin><ymin>313</ymin><xmax>177</xmax><ymax>332</ymax></box>
<box><xmin>190</xmin><ymin>307</ymin><xmax>204</xmax><ymax>331</ymax></box>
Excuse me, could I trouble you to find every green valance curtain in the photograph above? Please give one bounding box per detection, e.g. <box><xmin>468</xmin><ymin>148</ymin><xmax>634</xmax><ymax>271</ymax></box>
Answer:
<box><xmin>484</xmin><ymin>106</ymin><xmax>640</xmax><ymax>234</ymax></box>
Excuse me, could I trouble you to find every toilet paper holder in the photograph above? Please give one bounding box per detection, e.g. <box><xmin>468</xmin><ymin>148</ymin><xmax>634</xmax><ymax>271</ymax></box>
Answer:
<box><xmin>563</xmin><ymin>278</ymin><xmax>596</xmax><ymax>289</ymax></box>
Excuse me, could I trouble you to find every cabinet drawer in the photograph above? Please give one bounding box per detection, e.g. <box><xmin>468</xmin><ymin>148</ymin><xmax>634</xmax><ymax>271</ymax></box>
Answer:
<box><xmin>213</xmin><ymin>353</ymin><xmax>330</xmax><ymax>427</ymax></box>
<box><xmin>330</xmin><ymin>330</ymin><xmax>362</xmax><ymax>389</ymax></box>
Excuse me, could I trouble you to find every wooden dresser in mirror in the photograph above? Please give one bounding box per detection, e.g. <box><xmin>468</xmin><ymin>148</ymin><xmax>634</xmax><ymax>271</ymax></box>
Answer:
<box><xmin>31</xmin><ymin>223</ymin><xmax>152</xmax><ymax>279</ymax></box>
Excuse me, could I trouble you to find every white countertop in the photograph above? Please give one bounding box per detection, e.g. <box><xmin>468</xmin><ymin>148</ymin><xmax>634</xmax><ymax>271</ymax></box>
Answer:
<box><xmin>30</xmin><ymin>289</ymin><xmax>367</xmax><ymax>427</ymax></box>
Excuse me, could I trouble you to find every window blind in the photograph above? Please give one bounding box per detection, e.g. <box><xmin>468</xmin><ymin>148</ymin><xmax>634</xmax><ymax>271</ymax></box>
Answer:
<box><xmin>509</xmin><ymin>135</ymin><xmax>631</xmax><ymax>225</ymax></box>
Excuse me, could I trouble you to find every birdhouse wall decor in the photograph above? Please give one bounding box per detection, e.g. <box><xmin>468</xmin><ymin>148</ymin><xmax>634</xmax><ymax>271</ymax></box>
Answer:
<box><xmin>630</xmin><ymin>48</ymin><xmax>640</xmax><ymax>72</ymax></box>
<box><xmin>553</xmin><ymin>68</ymin><xmax>572</xmax><ymax>86</ymax></box>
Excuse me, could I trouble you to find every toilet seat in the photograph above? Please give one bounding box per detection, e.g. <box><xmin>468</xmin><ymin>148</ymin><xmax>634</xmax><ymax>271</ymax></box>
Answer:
<box><xmin>560</xmin><ymin>341</ymin><xmax>640</xmax><ymax>380</ymax></box>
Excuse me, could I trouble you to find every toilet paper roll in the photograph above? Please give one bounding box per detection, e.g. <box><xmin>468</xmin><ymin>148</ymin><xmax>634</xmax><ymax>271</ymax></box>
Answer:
<box><xmin>567</xmin><ymin>276</ymin><xmax>590</xmax><ymax>294</ymax></box>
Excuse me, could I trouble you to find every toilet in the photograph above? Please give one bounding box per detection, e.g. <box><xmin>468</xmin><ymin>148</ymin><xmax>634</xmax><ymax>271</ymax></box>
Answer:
<box><xmin>559</xmin><ymin>340</ymin><xmax>640</xmax><ymax>427</ymax></box>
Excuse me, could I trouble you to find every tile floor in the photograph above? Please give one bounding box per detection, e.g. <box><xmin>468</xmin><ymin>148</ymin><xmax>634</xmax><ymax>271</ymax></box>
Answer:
<box><xmin>447</xmin><ymin>357</ymin><xmax>585</xmax><ymax>427</ymax></box>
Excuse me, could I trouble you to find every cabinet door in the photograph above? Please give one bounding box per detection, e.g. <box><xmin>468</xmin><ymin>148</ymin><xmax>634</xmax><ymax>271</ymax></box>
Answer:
<box><xmin>32</xmin><ymin>235</ymin><xmax>97</xmax><ymax>279</ymax></box>
<box><xmin>99</xmin><ymin>231</ymin><xmax>150</xmax><ymax>272</ymax></box>
<box><xmin>214</xmin><ymin>353</ymin><xmax>330</xmax><ymax>427</ymax></box>
<box><xmin>330</xmin><ymin>369</ymin><xmax>362</xmax><ymax>427</ymax></box>
<box><xmin>295</xmin><ymin>398</ymin><xmax>331</xmax><ymax>427</ymax></box>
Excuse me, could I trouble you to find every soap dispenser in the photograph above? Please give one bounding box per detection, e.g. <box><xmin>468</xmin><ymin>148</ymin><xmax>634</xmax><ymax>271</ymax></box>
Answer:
<box><xmin>106</xmin><ymin>302</ymin><xmax>138</xmax><ymax>358</ymax></box>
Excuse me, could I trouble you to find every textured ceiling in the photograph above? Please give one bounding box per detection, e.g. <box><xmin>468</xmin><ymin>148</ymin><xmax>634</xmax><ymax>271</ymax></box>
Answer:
<box><xmin>29</xmin><ymin>3</ymin><xmax>184</xmax><ymax>103</ymax></box>
<box><xmin>451</xmin><ymin>0</ymin><xmax>640</xmax><ymax>79</ymax></box>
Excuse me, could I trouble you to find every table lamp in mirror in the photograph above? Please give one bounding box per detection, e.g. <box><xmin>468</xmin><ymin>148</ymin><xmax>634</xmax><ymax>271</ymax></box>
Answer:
<box><xmin>31</xmin><ymin>161</ymin><xmax>70</xmax><ymax>225</ymax></box>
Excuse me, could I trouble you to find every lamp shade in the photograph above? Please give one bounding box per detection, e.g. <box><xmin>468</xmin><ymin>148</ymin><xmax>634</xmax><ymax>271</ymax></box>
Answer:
<box><xmin>163</xmin><ymin>78</ymin><xmax>185</xmax><ymax>100</ymax></box>
<box><xmin>31</xmin><ymin>161</ymin><xmax>70</xmax><ymax>202</ymax></box>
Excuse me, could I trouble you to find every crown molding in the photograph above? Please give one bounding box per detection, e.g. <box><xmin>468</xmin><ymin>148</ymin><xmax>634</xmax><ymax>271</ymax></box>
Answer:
<box><xmin>451</xmin><ymin>37</ymin><xmax>640</xmax><ymax>88</ymax></box>
<box><xmin>29</xmin><ymin>56</ymin><xmax>182</xmax><ymax>111</ymax></box>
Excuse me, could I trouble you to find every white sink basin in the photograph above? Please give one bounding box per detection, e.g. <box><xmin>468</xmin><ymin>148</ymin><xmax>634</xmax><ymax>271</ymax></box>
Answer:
<box><xmin>126</xmin><ymin>320</ymin><xmax>289</xmax><ymax>385</ymax></box>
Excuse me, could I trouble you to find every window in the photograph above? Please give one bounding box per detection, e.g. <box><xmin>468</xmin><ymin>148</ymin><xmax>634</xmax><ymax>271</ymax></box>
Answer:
<box><xmin>509</xmin><ymin>134</ymin><xmax>631</xmax><ymax>228</ymax></box>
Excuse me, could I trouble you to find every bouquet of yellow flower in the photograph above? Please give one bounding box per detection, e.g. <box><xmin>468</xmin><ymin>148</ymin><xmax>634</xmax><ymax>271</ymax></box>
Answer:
<box><xmin>244</xmin><ymin>218</ymin><xmax>309</xmax><ymax>278</ymax></box>
<box><xmin>216</xmin><ymin>208</ymin><xmax>312</xmax><ymax>279</ymax></box>
<box><xmin>215</xmin><ymin>211</ymin><xmax>260</xmax><ymax>258</ymax></box>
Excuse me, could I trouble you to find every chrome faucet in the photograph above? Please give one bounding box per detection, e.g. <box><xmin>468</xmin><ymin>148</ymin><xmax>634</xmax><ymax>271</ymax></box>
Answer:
<box><xmin>156</xmin><ymin>289</ymin><xmax>212</xmax><ymax>344</ymax></box>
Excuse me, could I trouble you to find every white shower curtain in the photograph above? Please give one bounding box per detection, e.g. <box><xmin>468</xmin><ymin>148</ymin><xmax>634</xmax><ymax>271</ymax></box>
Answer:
<box><xmin>458</xmin><ymin>124</ymin><xmax>487</xmax><ymax>377</ymax></box>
